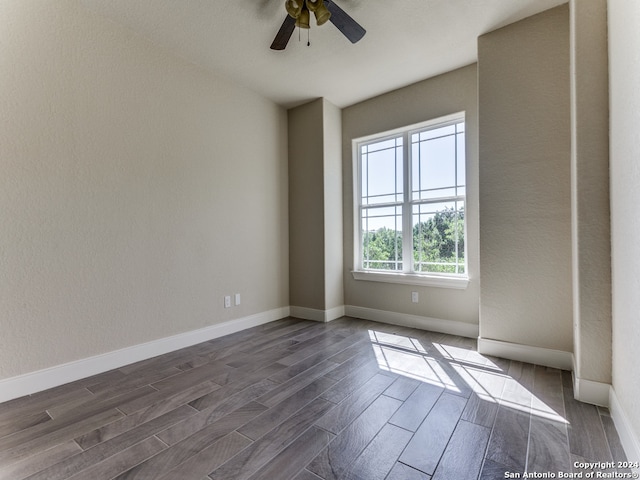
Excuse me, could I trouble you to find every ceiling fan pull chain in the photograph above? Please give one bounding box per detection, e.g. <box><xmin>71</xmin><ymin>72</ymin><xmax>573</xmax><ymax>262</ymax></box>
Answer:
<box><xmin>307</xmin><ymin>28</ymin><xmax>311</xmax><ymax>47</ymax></box>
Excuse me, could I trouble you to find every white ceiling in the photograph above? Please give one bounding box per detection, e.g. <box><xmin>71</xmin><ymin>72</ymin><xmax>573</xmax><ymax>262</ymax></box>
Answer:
<box><xmin>80</xmin><ymin>0</ymin><xmax>567</xmax><ymax>109</ymax></box>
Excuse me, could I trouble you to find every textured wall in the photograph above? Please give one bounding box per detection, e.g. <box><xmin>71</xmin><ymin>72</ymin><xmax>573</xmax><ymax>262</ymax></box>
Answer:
<box><xmin>342</xmin><ymin>65</ymin><xmax>480</xmax><ymax>326</ymax></box>
<box><xmin>288</xmin><ymin>98</ymin><xmax>344</xmax><ymax>312</ymax></box>
<box><xmin>478</xmin><ymin>5</ymin><xmax>574</xmax><ymax>352</ymax></box>
<box><xmin>0</xmin><ymin>0</ymin><xmax>289</xmax><ymax>379</ymax></box>
<box><xmin>608</xmin><ymin>0</ymin><xmax>640</xmax><ymax>452</ymax></box>
<box><xmin>570</xmin><ymin>0</ymin><xmax>612</xmax><ymax>385</ymax></box>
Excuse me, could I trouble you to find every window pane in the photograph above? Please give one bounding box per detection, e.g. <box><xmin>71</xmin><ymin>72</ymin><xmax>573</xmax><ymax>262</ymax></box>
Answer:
<box><xmin>456</xmin><ymin>132</ymin><xmax>466</xmax><ymax>189</ymax></box>
<box><xmin>411</xmin><ymin>142</ymin><xmax>420</xmax><ymax>197</ymax></box>
<box><xmin>361</xmin><ymin>137</ymin><xmax>403</xmax><ymax>205</ymax></box>
<box><xmin>362</xmin><ymin>205</ymin><xmax>403</xmax><ymax>271</ymax></box>
<box><xmin>412</xmin><ymin>133</ymin><xmax>457</xmax><ymax>200</ymax></box>
<box><xmin>364</xmin><ymin>137</ymin><xmax>401</xmax><ymax>154</ymax></box>
<box><xmin>420</xmin><ymin>124</ymin><xmax>456</xmax><ymax>141</ymax></box>
<box><xmin>412</xmin><ymin>201</ymin><xmax>465</xmax><ymax>274</ymax></box>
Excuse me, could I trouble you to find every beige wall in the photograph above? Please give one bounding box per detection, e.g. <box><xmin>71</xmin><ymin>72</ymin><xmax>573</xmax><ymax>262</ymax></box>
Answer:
<box><xmin>478</xmin><ymin>5</ymin><xmax>574</xmax><ymax>352</ymax></box>
<box><xmin>342</xmin><ymin>65</ymin><xmax>480</xmax><ymax>326</ymax></box>
<box><xmin>0</xmin><ymin>0</ymin><xmax>289</xmax><ymax>380</ymax></box>
<box><xmin>323</xmin><ymin>100</ymin><xmax>345</xmax><ymax>311</ymax></box>
<box><xmin>570</xmin><ymin>0</ymin><xmax>612</xmax><ymax>386</ymax></box>
<box><xmin>608</xmin><ymin>0</ymin><xmax>640</xmax><ymax>453</ymax></box>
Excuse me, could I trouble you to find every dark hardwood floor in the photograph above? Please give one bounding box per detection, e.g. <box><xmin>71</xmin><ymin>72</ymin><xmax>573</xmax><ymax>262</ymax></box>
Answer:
<box><xmin>0</xmin><ymin>317</ymin><xmax>628</xmax><ymax>479</ymax></box>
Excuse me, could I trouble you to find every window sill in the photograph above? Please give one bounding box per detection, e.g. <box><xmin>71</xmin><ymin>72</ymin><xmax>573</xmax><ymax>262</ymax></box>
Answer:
<box><xmin>351</xmin><ymin>270</ymin><xmax>469</xmax><ymax>289</ymax></box>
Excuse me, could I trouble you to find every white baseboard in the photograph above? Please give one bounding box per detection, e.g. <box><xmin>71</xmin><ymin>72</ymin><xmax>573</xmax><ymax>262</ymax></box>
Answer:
<box><xmin>290</xmin><ymin>305</ymin><xmax>345</xmax><ymax>323</ymax></box>
<box><xmin>477</xmin><ymin>337</ymin><xmax>573</xmax><ymax>371</ymax></box>
<box><xmin>0</xmin><ymin>307</ymin><xmax>290</xmax><ymax>403</ymax></box>
<box><xmin>572</xmin><ymin>375</ymin><xmax>611</xmax><ymax>407</ymax></box>
<box><xmin>610</xmin><ymin>387</ymin><xmax>640</xmax><ymax>473</ymax></box>
<box><xmin>344</xmin><ymin>305</ymin><xmax>479</xmax><ymax>338</ymax></box>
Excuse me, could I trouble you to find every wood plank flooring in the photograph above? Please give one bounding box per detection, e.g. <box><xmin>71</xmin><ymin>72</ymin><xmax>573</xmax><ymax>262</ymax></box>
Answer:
<box><xmin>0</xmin><ymin>317</ymin><xmax>629</xmax><ymax>479</ymax></box>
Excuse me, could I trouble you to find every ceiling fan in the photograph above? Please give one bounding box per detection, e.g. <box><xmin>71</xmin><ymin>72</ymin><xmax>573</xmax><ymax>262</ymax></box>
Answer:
<box><xmin>271</xmin><ymin>0</ymin><xmax>366</xmax><ymax>50</ymax></box>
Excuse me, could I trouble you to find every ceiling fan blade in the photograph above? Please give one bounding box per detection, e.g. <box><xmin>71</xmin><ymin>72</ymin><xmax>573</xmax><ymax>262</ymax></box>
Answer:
<box><xmin>325</xmin><ymin>0</ymin><xmax>366</xmax><ymax>44</ymax></box>
<box><xmin>271</xmin><ymin>15</ymin><xmax>296</xmax><ymax>50</ymax></box>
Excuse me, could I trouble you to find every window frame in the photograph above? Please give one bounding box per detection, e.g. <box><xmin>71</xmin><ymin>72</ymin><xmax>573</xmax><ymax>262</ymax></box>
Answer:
<box><xmin>352</xmin><ymin>112</ymin><xmax>469</xmax><ymax>289</ymax></box>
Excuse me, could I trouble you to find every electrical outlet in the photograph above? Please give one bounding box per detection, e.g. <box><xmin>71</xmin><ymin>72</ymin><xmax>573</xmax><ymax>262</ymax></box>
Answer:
<box><xmin>411</xmin><ymin>291</ymin><xmax>419</xmax><ymax>303</ymax></box>
<box><xmin>224</xmin><ymin>295</ymin><xmax>231</xmax><ymax>308</ymax></box>
<box><xmin>235</xmin><ymin>293</ymin><xmax>241</xmax><ymax>306</ymax></box>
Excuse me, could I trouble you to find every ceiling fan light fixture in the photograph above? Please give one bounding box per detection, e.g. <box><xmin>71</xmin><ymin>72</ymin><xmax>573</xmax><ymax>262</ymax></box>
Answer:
<box><xmin>285</xmin><ymin>0</ymin><xmax>303</xmax><ymax>19</ymax></box>
<box><xmin>305</xmin><ymin>0</ymin><xmax>320</xmax><ymax>12</ymax></box>
<box><xmin>313</xmin><ymin>3</ymin><xmax>331</xmax><ymax>26</ymax></box>
<box><xmin>295</xmin><ymin>6</ymin><xmax>311</xmax><ymax>29</ymax></box>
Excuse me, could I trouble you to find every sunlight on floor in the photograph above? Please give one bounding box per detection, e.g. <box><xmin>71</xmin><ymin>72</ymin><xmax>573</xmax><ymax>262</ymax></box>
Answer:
<box><xmin>368</xmin><ymin>329</ymin><xmax>568</xmax><ymax>424</ymax></box>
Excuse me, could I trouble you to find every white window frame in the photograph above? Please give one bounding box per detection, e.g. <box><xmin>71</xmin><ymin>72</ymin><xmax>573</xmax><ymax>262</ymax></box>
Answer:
<box><xmin>352</xmin><ymin>112</ymin><xmax>469</xmax><ymax>289</ymax></box>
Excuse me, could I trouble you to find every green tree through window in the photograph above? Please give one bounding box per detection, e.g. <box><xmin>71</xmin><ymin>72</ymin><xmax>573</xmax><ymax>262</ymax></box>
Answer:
<box><xmin>362</xmin><ymin>227</ymin><xmax>403</xmax><ymax>270</ymax></box>
<box><xmin>413</xmin><ymin>206</ymin><xmax>464</xmax><ymax>274</ymax></box>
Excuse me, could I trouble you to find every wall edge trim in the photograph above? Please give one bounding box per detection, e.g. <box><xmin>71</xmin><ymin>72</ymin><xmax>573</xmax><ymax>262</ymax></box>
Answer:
<box><xmin>0</xmin><ymin>307</ymin><xmax>290</xmax><ymax>403</ymax></box>
<box><xmin>610</xmin><ymin>386</ymin><xmax>640</xmax><ymax>473</ymax></box>
<box><xmin>572</xmin><ymin>374</ymin><xmax>611</xmax><ymax>407</ymax></box>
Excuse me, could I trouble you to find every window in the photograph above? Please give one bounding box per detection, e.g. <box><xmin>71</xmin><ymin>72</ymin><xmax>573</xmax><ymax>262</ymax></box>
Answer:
<box><xmin>353</xmin><ymin>113</ymin><xmax>467</xmax><ymax>287</ymax></box>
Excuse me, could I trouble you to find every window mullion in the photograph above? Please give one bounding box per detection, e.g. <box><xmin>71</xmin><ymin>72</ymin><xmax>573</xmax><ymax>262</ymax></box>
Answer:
<box><xmin>402</xmin><ymin>132</ymin><xmax>412</xmax><ymax>273</ymax></box>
